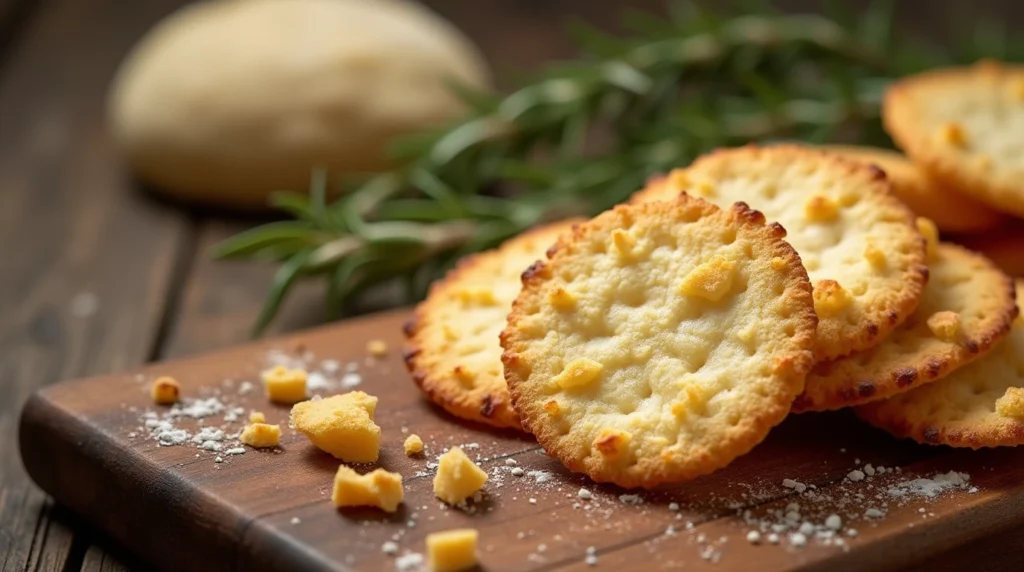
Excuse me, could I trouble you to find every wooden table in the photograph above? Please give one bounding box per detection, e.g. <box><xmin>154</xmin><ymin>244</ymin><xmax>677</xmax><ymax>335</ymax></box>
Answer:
<box><xmin>3</xmin><ymin>1</ymin><xmax>1024</xmax><ymax>571</ymax></box>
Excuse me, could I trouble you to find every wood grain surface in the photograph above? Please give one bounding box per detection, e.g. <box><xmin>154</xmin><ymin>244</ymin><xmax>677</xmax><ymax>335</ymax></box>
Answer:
<box><xmin>6</xmin><ymin>0</ymin><xmax>1024</xmax><ymax>571</ymax></box>
<box><xmin>17</xmin><ymin>309</ymin><xmax>1024</xmax><ymax>572</ymax></box>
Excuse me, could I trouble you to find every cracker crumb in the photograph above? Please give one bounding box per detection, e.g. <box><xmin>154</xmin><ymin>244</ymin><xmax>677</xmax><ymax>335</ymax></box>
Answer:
<box><xmin>367</xmin><ymin>340</ymin><xmax>388</xmax><ymax>356</ymax></box>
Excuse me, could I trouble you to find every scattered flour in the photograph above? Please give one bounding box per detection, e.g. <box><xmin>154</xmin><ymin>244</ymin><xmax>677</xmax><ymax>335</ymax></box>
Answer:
<box><xmin>888</xmin><ymin>471</ymin><xmax>971</xmax><ymax>498</ymax></box>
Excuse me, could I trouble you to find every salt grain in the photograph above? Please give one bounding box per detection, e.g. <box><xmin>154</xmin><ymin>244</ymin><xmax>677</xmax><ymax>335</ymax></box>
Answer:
<box><xmin>746</xmin><ymin>531</ymin><xmax>761</xmax><ymax>544</ymax></box>
<box><xmin>382</xmin><ymin>541</ymin><xmax>398</xmax><ymax>555</ymax></box>
<box><xmin>790</xmin><ymin>532</ymin><xmax>807</xmax><ymax>548</ymax></box>
<box><xmin>511</xmin><ymin>468</ymin><xmax>525</xmax><ymax>477</ymax></box>
<box><xmin>619</xmin><ymin>494</ymin><xmax>643</xmax><ymax>505</ymax></box>
<box><xmin>864</xmin><ymin>508</ymin><xmax>884</xmax><ymax>519</ymax></box>
<box><xmin>340</xmin><ymin>372</ymin><xmax>362</xmax><ymax>388</ymax></box>
<box><xmin>578</xmin><ymin>488</ymin><xmax>592</xmax><ymax>500</ymax></box>
<box><xmin>847</xmin><ymin>470</ymin><xmax>866</xmax><ymax>482</ymax></box>
<box><xmin>395</xmin><ymin>552</ymin><xmax>424</xmax><ymax>572</ymax></box>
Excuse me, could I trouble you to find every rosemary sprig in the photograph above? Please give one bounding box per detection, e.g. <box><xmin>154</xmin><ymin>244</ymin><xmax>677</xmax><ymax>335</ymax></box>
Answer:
<box><xmin>214</xmin><ymin>1</ymin><xmax>1021</xmax><ymax>335</ymax></box>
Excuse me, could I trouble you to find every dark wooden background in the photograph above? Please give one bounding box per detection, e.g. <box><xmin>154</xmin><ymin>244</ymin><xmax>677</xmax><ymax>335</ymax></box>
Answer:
<box><xmin>2</xmin><ymin>1</ymin><xmax>1023</xmax><ymax>570</ymax></box>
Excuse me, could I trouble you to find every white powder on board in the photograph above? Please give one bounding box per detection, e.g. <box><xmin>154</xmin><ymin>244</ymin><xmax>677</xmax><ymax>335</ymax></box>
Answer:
<box><xmin>888</xmin><ymin>471</ymin><xmax>971</xmax><ymax>498</ymax></box>
<box><xmin>395</xmin><ymin>552</ymin><xmax>424</xmax><ymax>572</ymax></box>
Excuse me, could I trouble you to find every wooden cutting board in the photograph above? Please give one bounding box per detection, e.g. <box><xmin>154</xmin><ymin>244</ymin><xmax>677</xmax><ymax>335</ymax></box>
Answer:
<box><xmin>18</xmin><ymin>309</ymin><xmax>1024</xmax><ymax>572</ymax></box>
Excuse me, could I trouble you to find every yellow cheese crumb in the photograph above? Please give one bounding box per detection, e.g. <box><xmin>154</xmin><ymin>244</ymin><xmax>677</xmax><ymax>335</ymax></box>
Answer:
<box><xmin>927</xmin><ymin>311</ymin><xmax>962</xmax><ymax>342</ymax></box>
<box><xmin>543</xmin><ymin>399</ymin><xmax>561</xmax><ymax>416</ymax></box>
<box><xmin>240</xmin><ymin>423</ymin><xmax>281</xmax><ymax>448</ymax></box>
<box><xmin>770</xmin><ymin>257</ymin><xmax>787</xmax><ymax>271</ymax></box>
<box><xmin>804</xmin><ymin>195</ymin><xmax>839</xmax><ymax>223</ymax></box>
<box><xmin>249</xmin><ymin>411</ymin><xmax>266</xmax><ymax>424</ymax></box>
<box><xmin>995</xmin><ymin>387</ymin><xmax>1024</xmax><ymax>419</ymax></box>
<box><xmin>426</xmin><ymin>529</ymin><xmax>479</xmax><ymax>572</ymax></box>
<box><xmin>1010</xmin><ymin>78</ymin><xmax>1024</xmax><ymax>100</ymax></box>
<box><xmin>457</xmin><ymin>288</ymin><xmax>497</xmax><ymax>306</ymax></box>
<box><xmin>679</xmin><ymin>255</ymin><xmax>736</xmax><ymax>302</ymax></box>
<box><xmin>552</xmin><ymin>358</ymin><xmax>604</xmax><ymax>389</ymax></box>
<box><xmin>452</xmin><ymin>366</ymin><xmax>474</xmax><ymax>387</ymax></box>
<box><xmin>668</xmin><ymin>170</ymin><xmax>689</xmax><ymax>189</ymax></box>
<box><xmin>548</xmin><ymin>287</ymin><xmax>577</xmax><ymax>310</ymax></box>
<box><xmin>694</xmin><ymin>181</ymin><xmax>715</xmax><ymax>197</ymax></box>
<box><xmin>863</xmin><ymin>243</ymin><xmax>886</xmax><ymax>269</ymax></box>
<box><xmin>433</xmin><ymin>446</ymin><xmax>488</xmax><ymax>505</ymax></box>
<box><xmin>937</xmin><ymin>122</ymin><xmax>967</xmax><ymax>147</ymax></box>
<box><xmin>332</xmin><ymin>466</ymin><xmax>403</xmax><ymax>512</ymax></box>
<box><xmin>290</xmin><ymin>392</ymin><xmax>380</xmax><ymax>462</ymax></box>
<box><xmin>442</xmin><ymin>325</ymin><xmax>458</xmax><ymax>341</ymax></box>
<box><xmin>367</xmin><ymin>339</ymin><xmax>388</xmax><ymax>356</ymax></box>
<box><xmin>404</xmin><ymin>434</ymin><xmax>424</xmax><ymax>456</ymax></box>
<box><xmin>917</xmin><ymin>217</ymin><xmax>939</xmax><ymax>260</ymax></box>
<box><xmin>150</xmin><ymin>376</ymin><xmax>180</xmax><ymax>405</ymax></box>
<box><xmin>671</xmin><ymin>383</ymin><xmax>708</xmax><ymax>419</ymax></box>
<box><xmin>611</xmin><ymin>229</ymin><xmax>636</xmax><ymax>256</ymax></box>
<box><xmin>592</xmin><ymin>428</ymin><xmax>631</xmax><ymax>461</ymax></box>
<box><xmin>813</xmin><ymin>279</ymin><xmax>853</xmax><ymax>317</ymax></box>
<box><xmin>262</xmin><ymin>366</ymin><xmax>308</xmax><ymax>404</ymax></box>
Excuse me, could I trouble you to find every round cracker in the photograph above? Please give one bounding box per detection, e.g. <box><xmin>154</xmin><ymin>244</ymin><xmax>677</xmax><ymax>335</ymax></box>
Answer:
<box><xmin>794</xmin><ymin>243</ymin><xmax>1016</xmax><ymax>412</ymax></box>
<box><xmin>884</xmin><ymin>61</ymin><xmax>1024</xmax><ymax>218</ymax></box>
<box><xmin>817</xmin><ymin>145</ymin><xmax>1005</xmax><ymax>234</ymax></box>
<box><xmin>633</xmin><ymin>145</ymin><xmax>929</xmax><ymax>362</ymax></box>
<box><xmin>857</xmin><ymin>280</ymin><xmax>1024</xmax><ymax>448</ymax></box>
<box><xmin>501</xmin><ymin>196</ymin><xmax>817</xmax><ymax>488</ymax></box>
<box><xmin>403</xmin><ymin>219</ymin><xmax>581</xmax><ymax>430</ymax></box>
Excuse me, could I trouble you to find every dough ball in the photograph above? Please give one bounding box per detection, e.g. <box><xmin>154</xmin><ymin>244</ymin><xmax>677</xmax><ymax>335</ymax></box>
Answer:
<box><xmin>109</xmin><ymin>0</ymin><xmax>490</xmax><ymax>208</ymax></box>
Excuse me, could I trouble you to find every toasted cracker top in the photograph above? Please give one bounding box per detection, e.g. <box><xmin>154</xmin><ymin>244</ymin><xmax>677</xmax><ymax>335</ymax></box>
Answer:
<box><xmin>501</xmin><ymin>195</ymin><xmax>816</xmax><ymax>488</ymax></box>
<box><xmin>796</xmin><ymin>243</ymin><xmax>1016</xmax><ymax>412</ymax></box>
<box><xmin>633</xmin><ymin>144</ymin><xmax>928</xmax><ymax>361</ymax></box>
<box><xmin>857</xmin><ymin>280</ymin><xmax>1024</xmax><ymax>449</ymax></box>
<box><xmin>818</xmin><ymin>144</ymin><xmax>1005</xmax><ymax>234</ymax></box>
<box><xmin>884</xmin><ymin>60</ymin><xmax>1024</xmax><ymax>217</ymax></box>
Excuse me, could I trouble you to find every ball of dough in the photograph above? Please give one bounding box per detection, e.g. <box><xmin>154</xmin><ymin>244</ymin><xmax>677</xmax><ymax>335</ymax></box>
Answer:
<box><xmin>109</xmin><ymin>0</ymin><xmax>490</xmax><ymax>208</ymax></box>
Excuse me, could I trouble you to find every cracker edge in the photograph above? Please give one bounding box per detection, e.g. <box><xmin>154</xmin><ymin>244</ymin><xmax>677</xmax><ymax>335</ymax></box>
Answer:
<box><xmin>403</xmin><ymin>220</ymin><xmax>583</xmax><ymax>431</ymax></box>
<box><xmin>793</xmin><ymin>243</ymin><xmax>1018</xmax><ymax>413</ymax></box>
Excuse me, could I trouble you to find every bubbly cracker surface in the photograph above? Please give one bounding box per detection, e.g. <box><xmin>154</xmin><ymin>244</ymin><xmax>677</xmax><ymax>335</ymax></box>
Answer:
<box><xmin>857</xmin><ymin>281</ymin><xmax>1024</xmax><ymax>448</ymax></box>
<box><xmin>796</xmin><ymin>243</ymin><xmax>1016</xmax><ymax>412</ymax></box>
<box><xmin>404</xmin><ymin>220</ymin><xmax>580</xmax><ymax>429</ymax></box>
<box><xmin>633</xmin><ymin>145</ymin><xmax>928</xmax><ymax>361</ymax></box>
<box><xmin>501</xmin><ymin>197</ymin><xmax>816</xmax><ymax>488</ymax></box>
<box><xmin>818</xmin><ymin>144</ymin><xmax>1005</xmax><ymax>234</ymax></box>
<box><xmin>884</xmin><ymin>61</ymin><xmax>1024</xmax><ymax>217</ymax></box>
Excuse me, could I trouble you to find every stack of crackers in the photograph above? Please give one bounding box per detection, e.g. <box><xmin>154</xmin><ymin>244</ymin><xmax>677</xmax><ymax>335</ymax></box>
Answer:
<box><xmin>403</xmin><ymin>61</ymin><xmax>1024</xmax><ymax>489</ymax></box>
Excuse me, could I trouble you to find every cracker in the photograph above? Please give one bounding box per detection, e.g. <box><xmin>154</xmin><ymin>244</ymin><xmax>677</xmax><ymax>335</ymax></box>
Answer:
<box><xmin>794</xmin><ymin>243</ymin><xmax>1016</xmax><ymax>412</ymax></box>
<box><xmin>633</xmin><ymin>145</ymin><xmax>928</xmax><ymax>362</ymax></box>
<box><xmin>403</xmin><ymin>219</ymin><xmax>581</xmax><ymax>430</ymax></box>
<box><xmin>884</xmin><ymin>61</ymin><xmax>1024</xmax><ymax>218</ymax></box>
<box><xmin>500</xmin><ymin>196</ymin><xmax>817</xmax><ymax>488</ymax></box>
<box><xmin>817</xmin><ymin>145</ymin><xmax>1005</xmax><ymax>234</ymax></box>
<box><xmin>857</xmin><ymin>280</ymin><xmax>1024</xmax><ymax>448</ymax></box>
